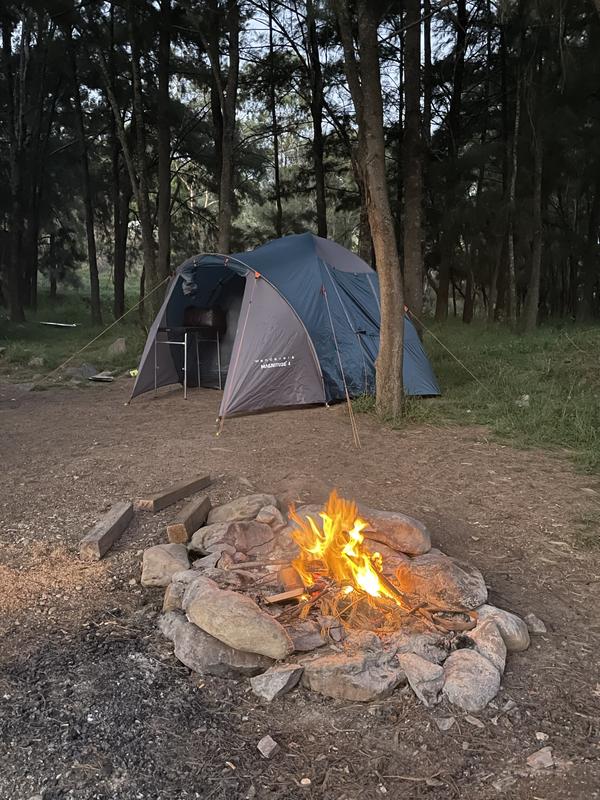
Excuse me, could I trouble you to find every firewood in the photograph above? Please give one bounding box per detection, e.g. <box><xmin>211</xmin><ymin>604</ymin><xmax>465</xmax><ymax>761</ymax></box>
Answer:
<box><xmin>263</xmin><ymin>587</ymin><xmax>305</xmax><ymax>604</ymax></box>
<box><xmin>278</xmin><ymin>565</ymin><xmax>304</xmax><ymax>591</ymax></box>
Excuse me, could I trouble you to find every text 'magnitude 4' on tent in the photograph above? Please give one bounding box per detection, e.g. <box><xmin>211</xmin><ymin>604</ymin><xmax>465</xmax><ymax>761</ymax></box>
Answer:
<box><xmin>131</xmin><ymin>233</ymin><xmax>440</xmax><ymax>418</ymax></box>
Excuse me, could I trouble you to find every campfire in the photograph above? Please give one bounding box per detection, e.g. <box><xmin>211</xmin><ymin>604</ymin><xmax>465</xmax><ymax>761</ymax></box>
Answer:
<box><xmin>144</xmin><ymin>487</ymin><xmax>534</xmax><ymax>710</ymax></box>
<box><xmin>287</xmin><ymin>491</ymin><xmax>475</xmax><ymax>635</ymax></box>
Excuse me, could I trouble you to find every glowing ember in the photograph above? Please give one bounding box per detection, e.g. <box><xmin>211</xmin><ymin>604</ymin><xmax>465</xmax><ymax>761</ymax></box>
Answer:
<box><xmin>289</xmin><ymin>490</ymin><xmax>407</xmax><ymax>611</ymax></box>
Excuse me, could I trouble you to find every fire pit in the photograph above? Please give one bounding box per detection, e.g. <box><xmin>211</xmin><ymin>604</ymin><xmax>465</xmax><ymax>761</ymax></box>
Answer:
<box><xmin>144</xmin><ymin>491</ymin><xmax>531</xmax><ymax>711</ymax></box>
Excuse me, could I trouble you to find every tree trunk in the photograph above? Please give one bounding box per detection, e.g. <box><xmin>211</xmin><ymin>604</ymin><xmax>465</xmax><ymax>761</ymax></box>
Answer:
<box><xmin>462</xmin><ymin>269</ymin><xmax>474</xmax><ymax>322</ymax></box>
<box><xmin>69</xmin><ymin>31</ymin><xmax>102</xmax><ymax>325</ymax></box>
<box><xmin>205</xmin><ymin>0</ymin><xmax>239</xmax><ymax>252</ymax></box>
<box><xmin>157</xmin><ymin>0</ymin><xmax>171</xmax><ymax>283</ymax></box>
<box><xmin>506</xmin><ymin>71</ymin><xmax>522</xmax><ymax>328</ymax></box>
<box><xmin>579</xmin><ymin>178</ymin><xmax>600</xmax><ymax>320</ymax></box>
<box><xmin>334</xmin><ymin>0</ymin><xmax>405</xmax><ymax>417</ymax></box>
<box><xmin>306</xmin><ymin>0</ymin><xmax>327</xmax><ymax>237</ymax></box>
<box><xmin>435</xmin><ymin>0</ymin><xmax>467</xmax><ymax>322</ymax></box>
<box><xmin>402</xmin><ymin>0</ymin><xmax>423</xmax><ymax>319</ymax></box>
<box><xmin>3</xmin><ymin>14</ymin><xmax>26</xmax><ymax>322</ymax></box>
<box><xmin>522</xmin><ymin>115</ymin><xmax>543</xmax><ymax>332</ymax></box>
<box><xmin>268</xmin><ymin>0</ymin><xmax>283</xmax><ymax>238</ymax></box>
<box><xmin>128</xmin><ymin>0</ymin><xmax>158</xmax><ymax>309</ymax></box>
<box><xmin>423</xmin><ymin>0</ymin><xmax>431</xmax><ymax>145</ymax></box>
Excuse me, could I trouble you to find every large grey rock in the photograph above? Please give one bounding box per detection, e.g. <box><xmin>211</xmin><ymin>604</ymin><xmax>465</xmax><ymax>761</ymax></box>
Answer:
<box><xmin>162</xmin><ymin>569</ymin><xmax>202</xmax><ymax>612</ymax></box>
<box><xmin>141</xmin><ymin>544</ymin><xmax>190</xmax><ymax>588</ymax></box>
<box><xmin>256</xmin><ymin>505</ymin><xmax>287</xmax><ymax>529</ymax></box>
<box><xmin>389</xmin><ymin>627</ymin><xmax>448</xmax><ymax>664</ymax></box>
<box><xmin>159</xmin><ymin>611</ymin><xmax>273</xmax><ymax>676</ymax></box>
<box><xmin>183</xmin><ymin>579</ymin><xmax>293</xmax><ymax>660</ymax></box>
<box><xmin>302</xmin><ymin>652</ymin><xmax>405</xmax><ymax>702</ymax></box>
<box><xmin>442</xmin><ymin>649</ymin><xmax>501</xmax><ymax>712</ymax></box>
<box><xmin>359</xmin><ymin>506</ymin><xmax>431</xmax><ymax>556</ymax></box>
<box><xmin>477</xmin><ymin>604</ymin><xmax>530</xmax><ymax>652</ymax></box>
<box><xmin>395</xmin><ymin>551</ymin><xmax>488</xmax><ymax>610</ymax></box>
<box><xmin>397</xmin><ymin>652</ymin><xmax>444</xmax><ymax>707</ymax></box>
<box><xmin>189</xmin><ymin>519</ymin><xmax>275</xmax><ymax>557</ymax></box>
<box><xmin>189</xmin><ymin>522</ymin><xmax>233</xmax><ymax>552</ymax></box>
<box><xmin>468</xmin><ymin>618</ymin><xmax>507</xmax><ymax>674</ymax></box>
<box><xmin>250</xmin><ymin>664</ymin><xmax>304</xmax><ymax>701</ymax></box>
<box><xmin>207</xmin><ymin>494</ymin><xmax>279</xmax><ymax>524</ymax></box>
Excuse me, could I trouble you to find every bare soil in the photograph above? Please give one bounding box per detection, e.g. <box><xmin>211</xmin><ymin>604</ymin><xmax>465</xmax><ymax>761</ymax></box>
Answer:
<box><xmin>1</xmin><ymin>379</ymin><xmax>599</xmax><ymax>800</ymax></box>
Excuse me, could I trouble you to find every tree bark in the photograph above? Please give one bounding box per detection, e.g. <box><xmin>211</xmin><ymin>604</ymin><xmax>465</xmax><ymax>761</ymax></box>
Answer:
<box><xmin>435</xmin><ymin>0</ymin><xmax>467</xmax><ymax>322</ymax></box>
<box><xmin>69</xmin><ymin>30</ymin><xmax>102</xmax><ymax>325</ymax></box>
<box><xmin>157</xmin><ymin>0</ymin><xmax>171</xmax><ymax>283</ymax></box>
<box><xmin>522</xmin><ymin>103</ymin><xmax>544</xmax><ymax>332</ymax></box>
<box><xmin>268</xmin><ymin>0</ymin><xmax>283</xmax><ymax>237</ymax></box>
<box><xmin>423</xmin><ymin>0</ymin><xmax>431</xmax><ymax>146</ymax></box>
<box><xmin>579</xmin><ymin>178</ymin><xmax>600</xmax><ymax>320</ymax></box>
<box><xmin>334</xmin><ymin>0</ymin><xmax>405</xmax><ymax>418</ymax></box>
<box><xmin>306</xmin><ymin>0</ymin><xmax>327</xmax><ymax>237</ymax></box>
<box><xmin>205</xmin><ymin>0</ymin><xmax>239</xmax><ymax>252</ymax></box>
<box><xmin>506</xmin><ymin>71</ymin><xmax>522</xmax><ymax>328</ymax></box>
<box><xmin>402</xmin><ymin>0</ymin><xmax>423</xmax><ymax>319</ymax></box>
<box><xmin>3</xmin><ymin>13</ymin><xmax>26</xmax><ymax>321</ymax></box>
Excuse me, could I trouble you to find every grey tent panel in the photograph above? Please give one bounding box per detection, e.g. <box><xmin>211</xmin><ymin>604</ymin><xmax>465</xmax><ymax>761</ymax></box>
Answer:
<box><xmin>219</xmin><ymin>275</ymin><xmax>325</xmax><ymax>417</ymax></box>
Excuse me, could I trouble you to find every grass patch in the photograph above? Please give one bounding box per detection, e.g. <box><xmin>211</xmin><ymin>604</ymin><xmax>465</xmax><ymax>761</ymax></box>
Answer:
<box><xmin>0</xmin><ymin>275</ymin><xmax>147</xmax><ymax>383</ymax></box>
<box><xmin>355</xmin><ymin>320</ymin><xmax>600</xmax><ymax>473</ymax></box>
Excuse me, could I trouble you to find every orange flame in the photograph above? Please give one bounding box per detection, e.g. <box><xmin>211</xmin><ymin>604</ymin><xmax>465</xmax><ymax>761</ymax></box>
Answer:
<box><xmin>289</xmin><ymin>490</ymin><xmax>403</xmax><ymax>606</ymax></box>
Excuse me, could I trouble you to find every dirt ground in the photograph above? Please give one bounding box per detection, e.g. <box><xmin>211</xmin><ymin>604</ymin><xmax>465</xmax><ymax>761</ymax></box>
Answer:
<box><xmin>1</xmin><ymin>378</ymin><xmax>599</xmax><ymax>800</ymax></box>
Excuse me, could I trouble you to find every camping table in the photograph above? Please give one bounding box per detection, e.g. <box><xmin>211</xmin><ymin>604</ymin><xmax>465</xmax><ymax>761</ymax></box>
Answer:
<box><xmin>155</xmin><ymin>326</ymin><xmax>222</xmax><ymax>399</ymax></box>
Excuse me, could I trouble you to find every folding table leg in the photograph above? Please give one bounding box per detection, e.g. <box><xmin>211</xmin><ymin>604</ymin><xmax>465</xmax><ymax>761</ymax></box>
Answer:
<box><xmin>183</xmin><ymin>332</ymin><xmax>188</xmax><ymax>400</ymax></box>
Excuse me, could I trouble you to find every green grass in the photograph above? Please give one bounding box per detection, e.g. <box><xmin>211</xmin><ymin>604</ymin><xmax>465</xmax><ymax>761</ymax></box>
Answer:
<box><xmin>356</xmin><ymin>320</ymin><xmax>600</xmax><ymax>474</ymax></box>
<box><xmin>0</xmin><ymin>274</ymin><xmax>147</xmax><ymax>384</ymax></box>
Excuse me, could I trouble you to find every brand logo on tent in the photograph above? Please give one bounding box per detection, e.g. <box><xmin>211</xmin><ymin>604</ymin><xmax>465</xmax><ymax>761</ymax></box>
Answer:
<box><xmin>255</xmin><ymin>356</ymin><xmax>296</xmax><ymax>370</ymax></box>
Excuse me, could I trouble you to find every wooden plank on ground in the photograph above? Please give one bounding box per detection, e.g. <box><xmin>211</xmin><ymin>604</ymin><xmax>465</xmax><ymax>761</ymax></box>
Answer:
<box><xmin>167</xmin><ymin>494</ymin><xmax>211</xmax><ymax>543</ymax></box>
<box><xmin>80</xmin><ymin>501</ymin><xmax>134</xmax><ymax>561</ymax></box>
<box><xmin>135</xmin><ymin>474</ymin><xmax>212</xmax><ymax>513</ymax></box>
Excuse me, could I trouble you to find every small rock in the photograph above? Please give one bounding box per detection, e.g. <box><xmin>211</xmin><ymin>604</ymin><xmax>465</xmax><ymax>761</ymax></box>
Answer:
<box><xmin>442</xmin><ymin>649</ymin><xmax>501</xmax><ymax>712</ymax></box>
<box><xmin>207</xmin><ymin>494</ymin><xmax>279</xmax><ymax>525</ymax></box>
<box><xmin>183</xmin><ymin>578</ymin><xmax>294</xmax><ymax>660</ymax></box>
<box><xmin>527</xmin><ymin>746</ymin><xmax>554</xmax><ymax>770</ymax></box>
<box><xmin>250</xmin><ymin>664</ymin><xmax>304</xmax><ymax>701</ymax></box>
<box><xmin>477</xmin><ymin>604</ymin><xmax>530</xmax><ymax>651</ymax></box>
<box><xmin>434</xmin><ymin>716</ymin><xmax>455</xmax><ymax>731</ymax></box>
<box><xmin>302</xmin><ymin>651</ymin><xmax>405</xmax><ymax>702</ymax></box>
<box><xmin>256</xmin><ymin>504</ymin><xmax>287</xmax><ymax>529</ymax></box>
<box><xmin>397</xmin><ymin>653</ymin><xmax>444</xmax><ymax>707</ymax></box>
<box><xmin>395</xmin><ymin>551</ymin><xmax>488</xmax><ymax>609</ymax></box>
<box><xmin>535</xmin><ymin>731</ymin><xmax>549</xmax><ymax>741</ymax></box>
<box><xmin>464</xmin><ymin>714</ymin><xmax>485</xmax><ymax>728</ymax></box>
<box><xmin>189</xmin><ymin>521</ymin><xmax>233</xmax><ymax>552</ymax></box>
<box><xmin>468</xmin><ymin>618</ymin><xmax>507</xmax><ymax>674</ymax></box>
<box><xmin>287</xmin><ymin>620</ymin><xmax>328</xmax><ymax>652</ymax></box>
<box><xmin>159</xmin><ymin>611</ymin><xmax>273</xmax><ymax>676</ymax></box>
<box><xmin>141</xmin><ymin>544</ymin><xmax>190</xmax><ymax>588</ymax></box>
<box><xmin>108</xmin><ymin>337</ymin><xmax>127</xmax><ymax>356</ymax></box>
<box><xmin>300</xmin><ymin>777</ymin><xmax>311</xmax><ymax>787</ymax></box>
<box><xmin>525</xmin><ymin>613</ymin><xmax>547</xmax><ymax>634</ymax></box>
<box><xmin>257</xmin><ymin>735</ymin><xmax>280</xmax><ymax>759</ymax></box>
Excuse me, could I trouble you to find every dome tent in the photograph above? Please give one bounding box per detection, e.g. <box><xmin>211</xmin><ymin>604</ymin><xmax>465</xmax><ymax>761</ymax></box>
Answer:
<box><xmin>130</xmin><ymin>233</ymin><xmax>440</xmax><ymax>417</ymax></box>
